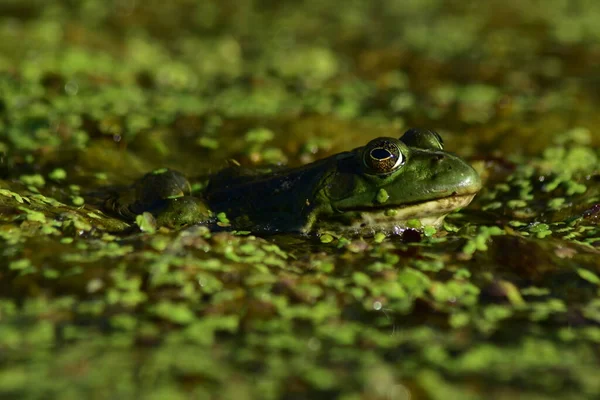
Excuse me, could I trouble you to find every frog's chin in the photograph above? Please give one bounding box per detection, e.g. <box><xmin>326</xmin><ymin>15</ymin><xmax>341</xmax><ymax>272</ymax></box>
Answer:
<box><xmin>315</xmin><ymin>193</ymin><xmax>477</xmax><ymax>236</ymax></box>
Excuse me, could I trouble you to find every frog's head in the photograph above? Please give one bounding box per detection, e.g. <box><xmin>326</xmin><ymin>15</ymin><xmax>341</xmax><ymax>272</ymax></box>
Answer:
<box><xmin>315</xmin><ymin>129</ymin><xmax>482</xmax><ymax>234</ymax></box>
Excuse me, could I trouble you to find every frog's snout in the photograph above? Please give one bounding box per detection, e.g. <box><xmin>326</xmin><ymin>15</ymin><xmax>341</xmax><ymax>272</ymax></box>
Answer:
<box><xmin>432</xmin><ymin>152</ymin><xmax>482</xmax><ymax>196</ymax></box>
<box><xmin>460</xmin><ymin>165</ymin><xmax>483</xmax><ymax>194</ymax></box>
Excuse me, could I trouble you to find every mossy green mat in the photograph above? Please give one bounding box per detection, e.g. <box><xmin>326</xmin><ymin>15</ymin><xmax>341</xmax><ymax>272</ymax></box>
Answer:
<box><xmin>1</xmin><ymin>1</ymin><xmax>600</xmax><ymax>399</ymax></box>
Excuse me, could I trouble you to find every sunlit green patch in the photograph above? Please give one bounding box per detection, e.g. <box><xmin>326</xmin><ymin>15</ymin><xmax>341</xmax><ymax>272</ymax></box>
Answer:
<box><xmin>376</xmin><ymin>188</ymin><xmax>390</xmax><ymax>204</ymax></box>
<box><xmin>48</xmin><ymin>168</ymin><xmax>67</xmax><ymax>181</ymax></box>
<box><xmin>461</xmin><ymin>226</ymin><xmax>505</xmax><ymax>256</ymax></box>
<box><xmin>19</xmin><ymin>174</ymin><xmax>45</xmax><ymax>187</ymax></box>
<box><xmin>135</xmin><ymin>212</ymin><xmax>157</xmax><ymax>233</ymax></box>
<box><xmin>528</xmin><ymin>223</ymin><xmax>552</xmax><ymax>238</ymax></box>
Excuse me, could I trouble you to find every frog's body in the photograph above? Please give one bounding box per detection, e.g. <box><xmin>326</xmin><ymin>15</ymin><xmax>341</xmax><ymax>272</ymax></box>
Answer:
<box><xmin>104</xmin><ymin>129</ymin><xmax>482</xmax><ymax>235</ymax></box>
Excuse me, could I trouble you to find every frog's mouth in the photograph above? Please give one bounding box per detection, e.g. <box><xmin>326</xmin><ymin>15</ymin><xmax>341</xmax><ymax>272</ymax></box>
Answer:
<box><xmin>317</xmin><ymin>193</ymin><xmax>477</xmax><ymax>235</ymax></box>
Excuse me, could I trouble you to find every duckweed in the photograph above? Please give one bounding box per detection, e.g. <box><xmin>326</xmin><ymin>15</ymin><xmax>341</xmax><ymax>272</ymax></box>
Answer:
<box><xmin>1</xmin><ymin>1</ymin><xmax>600</xmax><ymax>399</ymax></box>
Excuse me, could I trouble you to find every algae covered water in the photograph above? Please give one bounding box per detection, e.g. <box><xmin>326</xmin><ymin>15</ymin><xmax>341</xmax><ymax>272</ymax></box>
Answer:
<box><xmin>1</xmin><ymin>1</ymin><xmax>600</xmax><ymax>399</ymax></box>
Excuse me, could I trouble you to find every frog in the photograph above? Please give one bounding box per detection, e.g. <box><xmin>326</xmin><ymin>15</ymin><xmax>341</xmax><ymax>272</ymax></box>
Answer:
<box><xmin>103</xmin><ymin>128</ymin><xmax>482</xmax><ymax>236</ymax></box>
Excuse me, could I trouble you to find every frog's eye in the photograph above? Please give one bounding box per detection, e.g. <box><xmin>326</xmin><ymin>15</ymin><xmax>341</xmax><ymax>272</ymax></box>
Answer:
<box><xmin>400</xmin><ymin>128</ymin><xmax>444</xmax><ymax>150</ymax></box>
<box><xmin>363</xmin><ymin>139</ymin><xmax>404</xmax><ymax>174</ymax></box>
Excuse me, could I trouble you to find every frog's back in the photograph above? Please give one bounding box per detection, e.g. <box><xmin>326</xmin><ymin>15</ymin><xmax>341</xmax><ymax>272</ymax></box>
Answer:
<box><xmin>205</xmin><ymin>166</ymin><xmax>277</xmax><ymax>190</ymax></box>
<box><xmin>204</xmin><ymin>163</ymin><xmax>331</xmax><ymax>233</ymax></box>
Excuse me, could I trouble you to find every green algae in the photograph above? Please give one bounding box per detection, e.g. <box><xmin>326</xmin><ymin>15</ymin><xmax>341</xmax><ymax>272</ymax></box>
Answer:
<box><xmin>375</xmin><ymin>188</ymin><xmax>390</xmax><ymax>204</ymax></box>
<box><xmin>0</xmin><ymin>1</ymin><xmax>600</xmax><ymax>399</ymax></box>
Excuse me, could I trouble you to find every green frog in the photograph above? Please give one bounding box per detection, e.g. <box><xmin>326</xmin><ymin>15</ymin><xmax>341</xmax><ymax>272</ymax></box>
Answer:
<box><xmin>104</xmin><ymin>128</ymin><xmax>482</xmax><ymax>235</ymax></box>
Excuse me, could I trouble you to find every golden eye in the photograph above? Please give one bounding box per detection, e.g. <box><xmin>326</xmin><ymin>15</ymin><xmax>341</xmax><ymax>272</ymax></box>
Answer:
<box><xmin>363</xmin><ymin>139</ymin><xmax>404</xmax><ymax>174</ymax></box>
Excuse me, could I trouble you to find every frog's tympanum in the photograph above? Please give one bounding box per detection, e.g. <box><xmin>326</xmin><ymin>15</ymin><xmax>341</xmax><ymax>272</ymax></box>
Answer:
<box><xmin>104</xmin><ymin>128</ymin><xmax>482</xmax><ymax>235</ymax></box>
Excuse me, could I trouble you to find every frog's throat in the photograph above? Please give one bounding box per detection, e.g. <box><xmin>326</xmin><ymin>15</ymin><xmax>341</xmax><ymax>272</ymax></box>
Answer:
<box><xmin>313</xmin><ymin>193</ymin><xmax>477</xmax><ymax>235</ymax></box>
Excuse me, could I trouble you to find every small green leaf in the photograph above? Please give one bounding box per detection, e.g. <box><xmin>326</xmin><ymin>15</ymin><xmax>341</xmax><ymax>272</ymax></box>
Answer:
<box><xmin>320</xmin><ymin>234</ymin><xmax>334</xmax><ymax>243</ymax></box>
<box><xmin>136</xmin><ymin>212</ymin><xmax>157</xmax><ymax>233</ymax></box>
<box><xmin>577</xmin><ymin>268</ymin><xmax>600</xmax><ymax>285</ymax></box>
<box><xmin>376</xmin><ymin>188</ymin><xmax>390</xmax><ymax>204</ymax></box>
<box><xmin>48</xmin><ymin>168</ymin><xmax>67</xmax><ymax>180</ymax></box>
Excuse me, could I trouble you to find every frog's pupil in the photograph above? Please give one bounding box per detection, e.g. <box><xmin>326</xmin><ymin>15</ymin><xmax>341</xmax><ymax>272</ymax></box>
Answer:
<box><xmin>371</xmin><ymin>148</ymin><xmax>392</xmax><ymax>160</ymax></box>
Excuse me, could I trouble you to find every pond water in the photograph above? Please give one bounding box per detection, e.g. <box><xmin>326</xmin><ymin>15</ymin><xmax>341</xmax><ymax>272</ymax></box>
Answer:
<box><xmin>1</xmin><ymin>1</ymin><xmax>599</xmax><ymax>399</ymax></box>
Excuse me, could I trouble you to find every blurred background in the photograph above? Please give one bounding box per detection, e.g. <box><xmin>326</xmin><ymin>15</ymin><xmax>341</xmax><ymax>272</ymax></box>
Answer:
<box><xmin>1</xmin><ymin>0</ymin><xmax>599</xmax><ymax>181</ymax></box>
